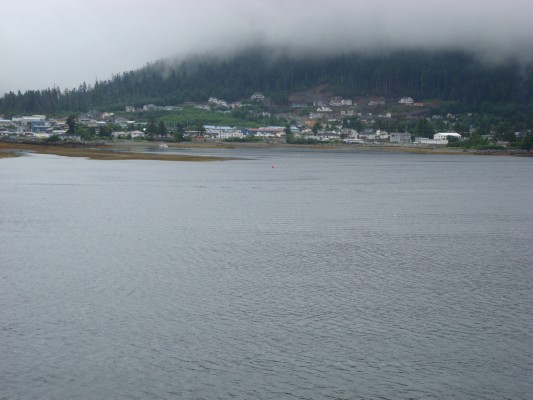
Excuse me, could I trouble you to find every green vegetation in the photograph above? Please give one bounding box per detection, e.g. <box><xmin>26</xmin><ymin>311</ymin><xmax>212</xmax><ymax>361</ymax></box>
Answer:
<box><xmin>1</xmin><ymin>47</ymin><xmax>531</xmax><ymax>117</ymax></box>
<box><xmin>284</xmin><ymin>124</ymin><xmax>295</xmax><ymax>143</ymax></box>
<box><xmin>223</xmin><ymin>135</ymin><xmax>263</xmax><ymax>143</ymax></box>
<box><xmin>154</xmin><ymin>106</ymin><xmax>284</xmax><ymax>129</ymax></box>
<box><xmin>45</xmin><ymin>134</ymin><xmax>61</xmax><ymax>142</ymax></box>
<box><xmin>446</xmin><ymin>133</ymin><xmax>504</xmax><ymax>150</ymax></box>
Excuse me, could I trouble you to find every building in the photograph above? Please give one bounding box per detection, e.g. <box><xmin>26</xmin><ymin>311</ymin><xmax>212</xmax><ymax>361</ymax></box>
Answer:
<box><xmin>330</xmin><ymin>97</ymin><xmax>353</xmax><ymax>106</ymax></box>
<box><xmin>434</xmin><ymin>132</ymin><xmax>461</xmax><ymax>140</ymax></box>
<box><xmin>208</xmin><ymin>97</ymin><xmax>228</xmax><ymax>107</ymax></box>
<box><xmin>250</xmin><ymin>92</ymin><xmax>265</xmax><ymax>102</ymax></box>
<box><xmin>415</xmin><ymin>137</ymin><xmax>448</xmax><ymax>145</ymax></box>
<box><xmin>390</xmin><ymin>132</ymin><xmax>412</xmax><ymax>144</ymax></box>
<box><xmin>399</xmin><ymin>97</ymin><xmax>414</xmax><ymax>104</ymax></box>
<box><xmin>203</xmin><ymin>125</ymin><xmax>243</xmax><ymax>139</ymax></box>
<box><xmin>31</xmin><ymin>120</ymin><xmax>53</xmax><ymax>133</ymax></box>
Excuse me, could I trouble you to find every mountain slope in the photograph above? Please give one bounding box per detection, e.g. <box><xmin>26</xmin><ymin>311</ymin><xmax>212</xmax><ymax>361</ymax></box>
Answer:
<box><xmin>1</xmin><ymin>47</ymin><xmax>532</xmax><ymax>115</ymax></box>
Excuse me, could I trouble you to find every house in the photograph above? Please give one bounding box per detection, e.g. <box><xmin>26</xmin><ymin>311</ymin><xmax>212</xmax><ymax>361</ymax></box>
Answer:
<box><xmin>399</xmin><ymin>97</ymin><xmax>414</xmax><ymax>104</ymax></box>
<box><xmin>31</xmin><ymin>120</ymin><xmax>53</xmax><ymax>133</ymax></box>
<box><xmin>164</xmin><ymin>106</ymin><xmax>182</xmax><ymax>111</ymax></box>
<box><xmin>125</xmin><ymin>106</ymin><xmax>136</xmax><ymax>112</ymax></box>
<box><xmin>208</xmin><ymin>97</ymin><xmax>228</xmax><ymax>107</ymax></box>
<box><xmin>291</xmin><ymin>103</ymin><xmax>308</xmax><ymax>108</ymax></box>
<box><xmin>390</xmin><ymin>132</ymin><xmax>412</xmax><ymax>144</ymax></box>
<box><xmin>317</xmin><ymin>106</ymin><xmax>332</xmax><ymax>112</ymax></box>
<box><xmin>375</xmin><ymin>130</ymin><xmax>389</xmax><ymax>139</ymax></box>
<box><xmin>434</xmin><ymin>132</ymin><xmax>461</xmax><ymax>140</ymax></box>
<box><xmin>341</xmin><ymin>128</ymin><xmax>359</xmax><ymax>138</ymax></box>
<box><xmin>128</xmin><ymin>130</ymin><xmax>145</xmax><ymax>139</ymax></box>
<box><xmin>340</xmin><ymin>110</ymin><xmax>357</xmax><ymax>116</ymax></box>
<box><xmin>368</xmin><ymin>98</ymin><xmax>386</xmax><ymax>106</ymax></box>
<box><xmin>330</xmin><ymin>97</ymin><xmax>353</xmax><ymax>107</ymax></box>
<box><xmin>248</xmin><ymin>126</ymin><xmax>284</xmax><ymax>138</ymax></box>
<box><xmin>313</xmin><ymin>100</ymin><xmax>327</xmax><ymax>107</ymax></box>
<box><xmin>203</xmin><ymin>125</ymin><xmax>243</xmax><ymax>139</ymax></box>
<box><xmin>250</xmin><ymin>92</ymin><xmax>265</xmax><ymax>102</ymax></box>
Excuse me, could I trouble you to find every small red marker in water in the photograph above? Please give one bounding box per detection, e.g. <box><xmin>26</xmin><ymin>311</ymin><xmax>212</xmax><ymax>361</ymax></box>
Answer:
<box><xmin>272</xmin><ymin>164</ymin><xmax>275</xmax><ymax>169</ymax></box>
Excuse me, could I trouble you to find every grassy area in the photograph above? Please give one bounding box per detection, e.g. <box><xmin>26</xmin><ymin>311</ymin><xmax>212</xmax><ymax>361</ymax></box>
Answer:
<box><xmin>156</xmin><ymin>106</ymin><xmax>265</xmax><ymax>128</ymax></box>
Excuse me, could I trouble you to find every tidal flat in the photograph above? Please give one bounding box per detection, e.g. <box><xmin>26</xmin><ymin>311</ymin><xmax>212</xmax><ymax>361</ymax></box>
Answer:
<box><xmin>1</xmin><ymin>140</ymin><xmax>530</xmax><ymax>161</ymax></box>
<box><xmin>0</xmin><ymin>142</ymin><xmax>227</xmax><ymax>161</ymax></box>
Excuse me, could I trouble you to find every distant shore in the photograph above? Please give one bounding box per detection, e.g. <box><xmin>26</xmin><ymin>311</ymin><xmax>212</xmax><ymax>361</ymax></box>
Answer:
<box><xmin>0</xmin><ymin>140</ymin><xmax>530</xmax><ymax>160</ymax></box>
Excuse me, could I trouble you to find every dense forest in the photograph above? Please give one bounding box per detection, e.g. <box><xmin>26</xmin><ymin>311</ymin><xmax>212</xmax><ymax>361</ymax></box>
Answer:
<box><xmin>1</xmin><ymin>47</ymin><xmax>532</xmax><ymax>115</ymax></box>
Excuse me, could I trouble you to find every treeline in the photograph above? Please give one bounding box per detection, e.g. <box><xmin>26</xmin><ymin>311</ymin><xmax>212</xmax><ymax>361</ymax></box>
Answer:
<box><xmin>1</xmin><ymin>47</ymin><xmax>532</xmax><ymax>115</ymax></box>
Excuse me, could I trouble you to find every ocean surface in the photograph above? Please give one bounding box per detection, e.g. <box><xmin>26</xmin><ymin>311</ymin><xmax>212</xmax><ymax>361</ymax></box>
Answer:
<box><xmin>1</xmin><ymin>147</ymin><xmax>532</xmax><ymax>399</ymax></box>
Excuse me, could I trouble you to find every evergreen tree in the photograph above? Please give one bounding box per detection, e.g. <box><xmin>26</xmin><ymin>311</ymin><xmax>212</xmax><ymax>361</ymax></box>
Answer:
<box><xmin>174</xmin><ymin>123</ymin><xmax>185</xmax><ymax>141</ymax></box>
<box><xmin>157</xmin><ymin>120</ymin><xmax>167</xmax><ymax>137</ymax></box>
<box><xmin>66</xmin><ymin>115</ymin><xmax>78</xmax><ymax>134</ymax></box>
<box><xmin>145</xmin><ymin>117</ymin><xmax>158</xmax><ymax>140</ymax></box>
<box><xmin>284</xmin><ymin>123</ymin><xmax>294</xmax><ymax>143</ymax></box>
<box><xmin>415</xmin><ymin>118</ymin><xmax>434</xmax><ymax>138</ymax></box>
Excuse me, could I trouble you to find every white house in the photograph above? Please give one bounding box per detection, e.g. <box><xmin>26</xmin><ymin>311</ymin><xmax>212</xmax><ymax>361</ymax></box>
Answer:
<box><xmin>434</xmin><ymin>132</ymin><xmax>461</xmax><ymax>140</ymax></box>
<box><xmin>415</xmin><ymin>137</ymin><xmax>448</xmax><ymax>145</ymax></box>
<box><xmin>330</xmin><ymin>97</ymin><xmax>353</xmax><ymax>106</ymax></box>
<box><xmin>250</xmin><ymin>92</ymin><xmax>265</xmax><ymax>101</ymax></box>
<box><xmin>399</xmin><ymin>97</ymin><xmax>414</xmax><ymax>104</ymax></box>
<box><xmin>208</xmin><ymin>97</ymin><xmax>228</xmax><ymax>107</ymax></box>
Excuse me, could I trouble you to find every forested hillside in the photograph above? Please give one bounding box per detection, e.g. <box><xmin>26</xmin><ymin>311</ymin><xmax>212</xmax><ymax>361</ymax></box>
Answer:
<box><xmin>1</xmin><ymin>47</ymin><xmax>532</xmax><ymax>115</ymax></box>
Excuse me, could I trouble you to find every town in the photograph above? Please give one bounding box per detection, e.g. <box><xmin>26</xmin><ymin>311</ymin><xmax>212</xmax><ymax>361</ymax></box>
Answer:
<box><xmin>0</xmin><ymin>92</ymin><xmax>530</xmax><ymax>151</ymax></box>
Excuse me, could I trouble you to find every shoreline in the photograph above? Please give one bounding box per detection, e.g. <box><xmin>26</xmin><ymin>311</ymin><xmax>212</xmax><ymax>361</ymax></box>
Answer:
<box><xmin>0</xmin><ymin>142</ymin><xmax>228</xmax><ymax>161</ymax></box>
<box><xmin>1</xmin><ymin>140</ymin><xmax>530</xmax><ymax>160</ymax></box>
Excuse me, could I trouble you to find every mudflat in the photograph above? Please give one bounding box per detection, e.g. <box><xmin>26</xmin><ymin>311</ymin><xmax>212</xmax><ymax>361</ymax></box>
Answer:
<box><xmin>0</xmin><ymin>142</ymin><xmax>227</xmax><ymax>161</ymax></box>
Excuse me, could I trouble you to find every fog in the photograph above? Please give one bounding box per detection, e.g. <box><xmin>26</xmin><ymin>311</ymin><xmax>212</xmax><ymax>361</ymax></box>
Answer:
<box><xmin>1</xmin><ymin>0</ymin><xmax>532</xmax><ymax>95</ymax></box>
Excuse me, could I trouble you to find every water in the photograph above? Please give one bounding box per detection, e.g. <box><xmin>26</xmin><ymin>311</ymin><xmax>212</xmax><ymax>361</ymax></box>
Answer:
<box><xmin>1</xmin><ymin>148</ymin><xmax>532</xmax><ymax>399</ymax></box>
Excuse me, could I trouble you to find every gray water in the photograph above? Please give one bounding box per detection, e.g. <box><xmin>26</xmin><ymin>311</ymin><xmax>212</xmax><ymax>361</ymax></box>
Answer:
<box><xmin>1</xmin><ymin>148</ymin><xmax>532</xmax><ymax>399</ymax></box>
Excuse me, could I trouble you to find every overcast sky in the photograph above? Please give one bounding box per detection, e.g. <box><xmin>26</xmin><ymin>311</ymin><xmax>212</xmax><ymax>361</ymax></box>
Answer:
<box><xmin>2</xmin><ymin>0</ymin><xmax>532</xmax><ymax>95</ymax></box>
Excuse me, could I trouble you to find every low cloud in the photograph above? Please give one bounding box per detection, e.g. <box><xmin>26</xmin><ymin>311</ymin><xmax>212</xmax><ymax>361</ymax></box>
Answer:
<box><xmin>2</xmin><ymin>0</ymin><xmax>532</xmax><ymax>94</ymax></box>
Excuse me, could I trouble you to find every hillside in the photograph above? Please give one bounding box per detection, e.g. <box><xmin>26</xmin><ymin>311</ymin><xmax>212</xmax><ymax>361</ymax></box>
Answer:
<box><xmin>1</xmin><ymin>47</ymin><xmax>532</xmax><ymax>115</ymax></box>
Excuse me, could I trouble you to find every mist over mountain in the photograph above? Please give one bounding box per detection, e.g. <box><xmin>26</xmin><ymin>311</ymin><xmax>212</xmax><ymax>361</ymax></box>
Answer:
<box><xmin>1</xmin><ymin>45</ymin><xmax>532</xmax><ymax>116</ymax></box>
<box><xmin>2</xmin><ymin>0</ymin><xmax>533</xmax><ymax>95</ymax></box>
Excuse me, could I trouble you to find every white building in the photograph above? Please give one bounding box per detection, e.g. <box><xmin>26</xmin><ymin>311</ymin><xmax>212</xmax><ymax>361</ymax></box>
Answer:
<box><xmin>12</xmin><ymin>115</ymin><xmax>46</xmax><ymax>123</ymax></box>
<box><xmin>250</xmin><ymin>92</ymin><xmax>265</xmax><ymax>101</ymax></box>
<box><xmin>390</xmin><ymin>132</ymin><xmax>412</xmax><ymax>144</ymax></box>
<box><xmin>434</xmin><ymin>132</ymin><xmax>461</xmax><ymax>140</ymax></box>
<box><xmin>330</xmin><ymin>97</ymin><xmax>353</xmax><ymax>106</ymax></box>
<box><xmin>415</xmin><ymin>137</ymin><xmax>448</xmax><ymax>145</ymax></box>
<box><xmin>203</xmin><ymin>125</ymin><xmax>243</xmax><ymax>139</ymax></box>
<box><xmin>208</xmin><ymin>97</ymin><xmax>228</xmax><ymax>107</ymax></box>
<box><xmin>399</xmin><ymin>97</ymin><xmax>414</xmax><ymax>104</ymax></box>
